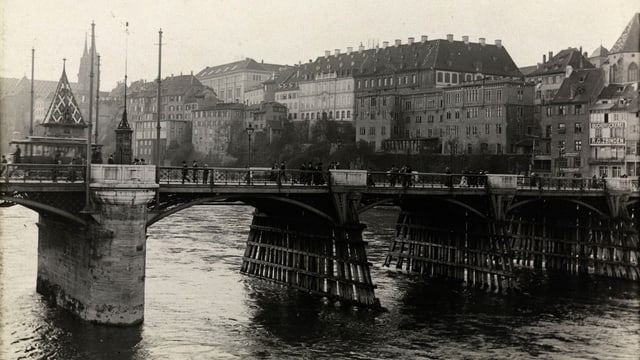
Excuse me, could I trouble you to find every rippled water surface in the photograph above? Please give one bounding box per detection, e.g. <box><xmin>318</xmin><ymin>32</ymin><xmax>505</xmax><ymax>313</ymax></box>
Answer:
<box><xmin>1</xmin><ymin>205</ymin><xmax>639</xmax><ymax>359</ymax></box>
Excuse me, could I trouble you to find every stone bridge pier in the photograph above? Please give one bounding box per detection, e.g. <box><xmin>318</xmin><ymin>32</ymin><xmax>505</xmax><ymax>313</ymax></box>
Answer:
<box><xmin>36</xmin><ymin>165</ymin><xmax>157</xmax><ymax>325</ymax></box>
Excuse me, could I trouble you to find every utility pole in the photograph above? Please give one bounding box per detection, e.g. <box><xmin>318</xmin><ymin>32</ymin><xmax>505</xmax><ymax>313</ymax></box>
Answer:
<box><xmin>30</xmin><ymin>48</ymin><xmax>34</xmax><ymax>137</ymax></box>
<box><xmin>84</xmin><ymin>21</ymin><xmax>95</xmax><ymax>212</ymax></box>
<box><xmin>155</xmin><ymin>29</ymin><xmax>163</xmax><ymax>205</ymax></box>
<box><xmin>95</xmin><ymin>55</ymin><xmax>100</xmax><ymax>145</ymax></box>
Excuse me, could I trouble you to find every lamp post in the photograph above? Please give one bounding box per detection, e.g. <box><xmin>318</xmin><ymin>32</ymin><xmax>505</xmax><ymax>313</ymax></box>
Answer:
<box><xmin>246</xmin><ymin>125</ymin><xmax>254</xmax><ymax>167</ymax></box>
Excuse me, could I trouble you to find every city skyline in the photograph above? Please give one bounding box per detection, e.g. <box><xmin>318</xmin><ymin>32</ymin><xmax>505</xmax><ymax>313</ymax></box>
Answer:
<box><xmin>0</xmin><ymin>0</ymin><xmax>637</xmax><ymax>90</ymax></box>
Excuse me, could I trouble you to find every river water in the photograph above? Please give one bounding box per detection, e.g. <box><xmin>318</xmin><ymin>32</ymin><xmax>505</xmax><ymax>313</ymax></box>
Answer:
<box><xmin>1</xmin><ymin>205</ymin><xmax>638</xmax><ymax>359</ymax></box>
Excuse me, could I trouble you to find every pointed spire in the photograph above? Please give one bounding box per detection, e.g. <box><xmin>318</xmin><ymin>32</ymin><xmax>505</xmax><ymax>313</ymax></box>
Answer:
<box><xmin>83</xmin><ymin>33</ymin><xmax>88</xmax><ymax>56</ymax></box>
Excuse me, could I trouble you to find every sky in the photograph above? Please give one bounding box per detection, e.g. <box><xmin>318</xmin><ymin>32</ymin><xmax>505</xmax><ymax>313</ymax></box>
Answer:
<box><xmin>0</xmin><ymin>0</ymin><xmax>637</xmax><ymax>91</ymax></box>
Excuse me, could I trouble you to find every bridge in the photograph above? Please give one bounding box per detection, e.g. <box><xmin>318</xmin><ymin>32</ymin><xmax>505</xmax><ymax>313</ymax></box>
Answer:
<box><xmin>1</xmin><ymin>163</ymin><xmax>639</xmax><ymax>325</ymax></box>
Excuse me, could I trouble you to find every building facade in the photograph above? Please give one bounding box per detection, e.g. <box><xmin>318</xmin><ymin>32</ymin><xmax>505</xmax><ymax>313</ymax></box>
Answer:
<box><xmin>540</xmin><ymin>68</ymin><xmax>606</xmax><ymax>177</ymax></box>
<box><xmin>353</xmin><ymin>35</ymin><xmax>525</xmax><ymax>152</ymax></box>
<box><xmin>128</xmin><ymin>74</ymin><xmax>214</xmax><ymax>163</ymax></box>
<box><xmin>196</xmin><ymin>58</ymin><xmax>287</xmax><ymax>104</ymax></box>
<box><xmin>192</xmin><ymin>103</ymin><xmax>244</xmax><ymax>163</ymax></box>
<box><xmin>588</xmin><ymin>83</ymin><xmax>639</xmax><ymax>177</ymax></box>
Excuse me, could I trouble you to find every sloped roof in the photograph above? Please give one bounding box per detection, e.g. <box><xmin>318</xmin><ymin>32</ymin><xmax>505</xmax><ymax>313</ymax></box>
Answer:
<box><xmin>610</xmin><ymin>13</ymin><xmax>640</xmax><ymax>54</ymax></box>
<box><xmin>519</xmin><ymin>65</ymin><xmax>538</xmax><ymax>76</ymax></box>
<box><xmin>552</xmin><ymin>68</ymin><xmax>605</xmax><ymax>104</ymax></box>
<box><xmin>590</xmin><ymin>45</ymin><xmax>609</xmax><ymax>58</ymax></box>
<box><xmin>42</xmin><ymin>67</ymin><xmax>86</xmax><ymax>127</ymax></box>
<box><xmin>529</xmin><ymin>48</ymin><xmax>594</xmax><ymax>76</ymax></box>
<box><xmin>297</xmin><ymin>39</ymin><xmax>521</xmax><ymax>79</ymax></box>
<box><xmin>196</xmin><ymin>58</ymin><xmax>288</xmax><ymax>79</ymax></box>
<box><xmin>598</xmin><ymin>83</ymin><xmax>637</xmax><ymax>100</ymax></box>
<box><xmin>0</xmin><ymin>77</ymin><xmax>21</xmax><ymax>96</ymax></box>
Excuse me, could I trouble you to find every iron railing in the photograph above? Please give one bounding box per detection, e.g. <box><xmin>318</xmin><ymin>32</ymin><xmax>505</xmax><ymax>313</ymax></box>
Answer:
<box><xmin>2</xmin><ymin>164</ymin><xmax>638</xmax><ymax>193</ymax></box>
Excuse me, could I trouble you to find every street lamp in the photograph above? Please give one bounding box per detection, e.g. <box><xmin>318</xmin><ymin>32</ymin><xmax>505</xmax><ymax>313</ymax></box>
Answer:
<box><xmin>246</xmin><ymin>125</ymin><xmax>254</xmax><ymax>167</ymax></box>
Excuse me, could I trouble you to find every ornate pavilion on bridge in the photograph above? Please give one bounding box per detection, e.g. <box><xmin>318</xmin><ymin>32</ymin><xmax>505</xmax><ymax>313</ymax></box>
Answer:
<box><xmin>10</xmin><ymin>62</ymin><xmax>101</xmax><ymax>163</ymax></box>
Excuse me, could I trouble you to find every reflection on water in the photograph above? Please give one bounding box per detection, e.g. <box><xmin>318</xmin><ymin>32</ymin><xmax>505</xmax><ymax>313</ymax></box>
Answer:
<box><xmin>1</xmin><ymin>205</ymin><xmax>639</xmax><ymax>359</ymax></box>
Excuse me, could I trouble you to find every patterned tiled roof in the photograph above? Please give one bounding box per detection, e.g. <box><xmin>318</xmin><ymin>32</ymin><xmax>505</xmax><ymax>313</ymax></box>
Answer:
<box><xmin>42</xmin><ymin>67</ymin><xmax>86</xmax><ymax>127</ymax></box>
<box><xmin>610</xmin><ymin>13</ymin><xmax>640</xmax><ymax>54</ymax></box>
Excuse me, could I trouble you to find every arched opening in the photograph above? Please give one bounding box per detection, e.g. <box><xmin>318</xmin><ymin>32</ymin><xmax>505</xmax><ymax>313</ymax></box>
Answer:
<box><xmin>628</xmin><ymin>62</ymin><xmax>638</xmax><ymax>82</ymax></box>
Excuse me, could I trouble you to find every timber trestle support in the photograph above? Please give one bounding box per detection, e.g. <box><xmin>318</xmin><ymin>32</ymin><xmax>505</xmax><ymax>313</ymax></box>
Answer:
<box><xmin>384</xmin><ymin>193</ymin><xmax>639</xmax><ymax>292</ymax></box>
<box><xmin>240</xmin><ymin>191</ymin><xmax>380</xmax><ymax>307</ymax></box>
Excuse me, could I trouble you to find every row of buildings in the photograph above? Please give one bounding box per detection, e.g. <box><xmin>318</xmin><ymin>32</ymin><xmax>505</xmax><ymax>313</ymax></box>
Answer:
<box><xmin>1</xmin><ymin>14</ymin><xmax>638</xmax><ymax>177</ymax></box>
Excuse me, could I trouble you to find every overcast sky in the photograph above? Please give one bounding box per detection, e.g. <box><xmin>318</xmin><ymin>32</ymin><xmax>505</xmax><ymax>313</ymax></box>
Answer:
<box><xmin>0</xmin><ymin>0</ymin><xmax>637</xmax><ymax>90</ymax></box>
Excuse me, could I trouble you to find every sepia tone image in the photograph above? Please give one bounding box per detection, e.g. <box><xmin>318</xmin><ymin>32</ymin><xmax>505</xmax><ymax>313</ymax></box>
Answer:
<box><xmin>1</xmin><ymin>0</ymin><xmax>638</xmax><ymax>358</ymax></box>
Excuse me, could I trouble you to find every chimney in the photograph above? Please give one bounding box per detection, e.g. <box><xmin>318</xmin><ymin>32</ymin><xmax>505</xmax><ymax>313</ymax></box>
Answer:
<box><xmin>335</xmin><ymin>49</ymin><xmax>340</xmax><ymax>56</ymax></box>
<box><xmin>395</xmin><ymin>39</ymin><xmax>401</xmax><ymax>47</ymax></box>
<box><xmin>479</xmin><ymin>38</ymin><xmax>486</xmax><ymax>46</ymax></box>
<box><xmin>462</xmin><ymin>35</ymin><xmax>469</xmax><ymax>44</ymax></box>
<box><xmin>347</xmin><ymin>46</ymin><xmax>353</xmax><ymax>55</ymax></box>
<box><xmin>447</xmin><ymin>34</ymin><xmax>454</xmax><ymax>42</ymax></box>
<box><xmin>408</xmin><ymin>37</ymin><xmax>414</xmax><ymax>45</ymax></box>
<box><xmin>383</xmin><ymin>41</ymin><xmax>389</xmax><ymax>48</ymax></box>
<box><xmin>583</xmin><ymin>52</ymin><xmax>588</xmax><ymax>58</ymax></box>
<box><xmin>495</xmin><ymin>39</ymin><xmax>502</xmax><ymax>48</ymax></box>
<box><xmin>543</xmin><ymin>54</ymin><xmax>547</xmax><ymax>63</ymax></box>
<box><xmin>548</xmin><ymin>51</ymin><xmax>553</xmax><ymax>60</ymax></box>
<box><xmin>579</xmin><ymin>46</ymin><xmax>582</xmax><ymax>54</ymax></box>
<box><xmin>421</xmin><ymin>35</ymin><xmax>428</xmax><ymax>43</ymax></box>
<box><xmin>358</xmin><ymin>43</ymin><xmax>364</xmax><ymax>53</ymax></box>
<box><xmin>325</xmin><ymin>50</ymin><xmax>330</xmax><ymax>58</ymax></box>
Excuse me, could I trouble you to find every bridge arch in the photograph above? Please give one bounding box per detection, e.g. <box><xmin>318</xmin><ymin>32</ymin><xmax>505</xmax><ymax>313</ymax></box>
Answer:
<box><xmin>357</xmin><ymin>196</ymin><xmax>488</xmax><ymax>220</ymax></box>
<box><xmin>507</xmin><ymin>198</ymin><xmax>607</xmax><ymax>218</ymax></box>
<box><xmin>147</xmin><ymin>194</ymin><xmax>336</xmax><ymax>227</ymax></box>
<box><xmin>0</xmin><ymin>195</ymin><xmax>88</xmax><ymax>226</ymax></box>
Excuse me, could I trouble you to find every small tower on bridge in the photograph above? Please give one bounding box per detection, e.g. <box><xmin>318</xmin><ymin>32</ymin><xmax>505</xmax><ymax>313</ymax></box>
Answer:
<box><xmin>114</xmin><ymin>97</ymin><xmax>133</xmax><ymax>164</ymax></box>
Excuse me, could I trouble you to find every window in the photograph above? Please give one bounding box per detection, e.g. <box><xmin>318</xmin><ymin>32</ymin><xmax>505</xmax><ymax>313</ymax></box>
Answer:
<box><xmin>445</xmin><ymin>73</ymin><xmax>450</xmax><ymax>83</ymax></box>
<box><xmin>437</xmin><ymin>72</ymin><xmax>443</xmax><ymax>82</ymax></box>
<box><xmin>455</xmin><ymin>110</ymin><xmax>460</xmax><ymax>119</ymax></box>
<box><xmin>517</xmin><ymin>89</ymin><xmax>523</xmax><ymax>101</ymax></box>
<box><xmin>574</xmin><ymin>140</ymin><xmax>582</xmax><ymax>151</ymax></box>
<box><xmin>574</xmin><ymin>123</ymin><xmax>582</xmax><ymax>133</ymax></box>
<box><xmin>485</xmin><ymin>124</ymin><xmax>490</xmax><ymax>134</ymax></box>
<box><xmin>381</xmin><ymin>126</ymin><xmax>386</xmax><ymax>135</ymax></box>
<box><xmin>485</xmin><ymin>90</ymin><xmax>491</xmax><ymax>101</ymax></box>
<box><xmin>412</xmin><ymin>74</ymin><xmax>417</xmax><ymax>83</ymax></box>
<box><xmin>558</xmin><ymin>105</ymin><xmax>566</xmax><ymax>115</ymax></box>
<box><xmin>369</xmin><ymin>127</ymin><xmax>376</xmax><ymax>135</ymax></box>
<box><xmin>546</xmin><ymin>107</ymin><xmax>552</xmax><ymax>117</ymax></box>
<box><xmin>452</xmin><ymin>73</ymin><xmax>458</xmax><ymax>83</ymax></box>
<box><xmin>497</xmin><ymin>143</ymin><xmax>502</xmax><ymax>154</ymax></box>
<box><xmin>497</xmin><ymin>90</ymin><xmax>502</xmax><ymax>101</ymax></box>
<box><xmin>446</xmin><ymin>111</ymin><xmax>451</xmax><ymax>120</ymax></box>
<box><xmin>495</xmin><ymin>124</ymin><xmax>502</xmax><ymax>134</ymax></box>
<box><xmin>497</xmin><ymin>106</ymin><xmax>503</xmax><ymax>117</ymax></box>
<box><xmin>485</xmin><ymin>107</ymin><xmax>491</xmax><ymax>118</ymax></box>
<box><xmin>359</xmin><ymin>127</ymin><xmax>366</xmax><ymax>135</ymax></box>
<box><xmin>416</xmin><ymin>116</ymin><xmax>422</xmax><ymax>123</ymax></box>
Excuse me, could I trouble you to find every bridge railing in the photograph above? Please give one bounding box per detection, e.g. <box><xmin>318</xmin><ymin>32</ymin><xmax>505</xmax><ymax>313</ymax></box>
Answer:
<box><xmin>1</xmin><ymin>163</ymin><xmax>87</xmax><ymax>183</ymax></box>
<box><xmin>158</xmin><ymin>166</ymin><xmax>329</xmax><ymax>186</ymax></box>
<box><xmin>91</xmin><ymin>165</ymin><xmax>156</xmax><ymax>184</ymax></box>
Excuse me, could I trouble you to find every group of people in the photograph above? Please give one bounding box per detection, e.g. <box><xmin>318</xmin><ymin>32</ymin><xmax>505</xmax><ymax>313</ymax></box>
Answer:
<box><xmin>386</xmin><ymin>164</ymin><xmax>414</xmax><ymax>187</ymax></box>
<box><xmin>181</xmin><ymin>160</ymin><xmax>210</xmax><ymax>184</ymax></box>
<box><xmin>296</xmin><ymin>161</ymin><xmax>329</xmax><ymax>186</ymax></box>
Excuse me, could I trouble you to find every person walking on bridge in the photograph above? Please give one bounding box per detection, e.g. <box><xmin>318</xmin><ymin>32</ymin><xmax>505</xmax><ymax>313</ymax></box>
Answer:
<box><xmin>182</xmin><ymin>161</ymin><xmax>189</xmax><ymax>184</ymax></box>
<box><xmin>192</xmin><ymin>160</ymin><xmax>199</xmax><ymax>183</ymax></box>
